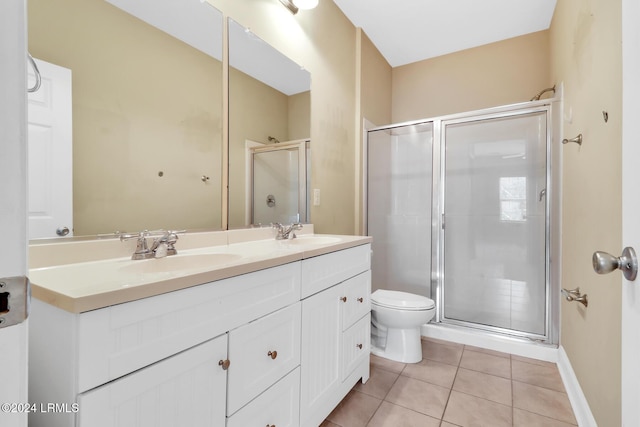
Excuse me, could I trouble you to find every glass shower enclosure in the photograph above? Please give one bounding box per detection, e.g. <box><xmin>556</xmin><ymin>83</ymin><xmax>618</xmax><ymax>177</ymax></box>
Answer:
<box><xmin>366</xmin><ymin>102</ymin><xmax>554</xmax><ymax>342</ymax></box>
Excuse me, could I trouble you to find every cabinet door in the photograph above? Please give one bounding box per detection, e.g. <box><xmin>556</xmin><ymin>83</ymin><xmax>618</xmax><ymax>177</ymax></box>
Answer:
<box><xmin>300</xmin><ymin>284</ymin><xmax>342</xmax><ymax>427</ymax></box>
<box><xmin>77</xmin><ymin>335</ymin><xmax>227</xmax><ymax>427</ymax></box>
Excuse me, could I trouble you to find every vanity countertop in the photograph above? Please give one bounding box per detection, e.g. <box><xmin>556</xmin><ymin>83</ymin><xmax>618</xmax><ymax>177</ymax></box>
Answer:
<box><xmin>29</xmin><ymin>233</ymin><xmax>372</xmax><ymax>313</ymax></box>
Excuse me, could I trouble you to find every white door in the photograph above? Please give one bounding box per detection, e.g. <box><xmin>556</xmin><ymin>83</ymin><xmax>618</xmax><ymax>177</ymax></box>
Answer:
<box><xmin>621</xmin><ymin>0</ymin><xmax>640</xmax><ymax>424</ymax></box>
<box><xmin>0</xmin><ymin>1</ymin><xmax>29</xmax><ymax>427</ymax></box>
<box><xmin>27</xmin><ymin>58</ymin><xmax>73</xmax><ymax>239</ymax></box>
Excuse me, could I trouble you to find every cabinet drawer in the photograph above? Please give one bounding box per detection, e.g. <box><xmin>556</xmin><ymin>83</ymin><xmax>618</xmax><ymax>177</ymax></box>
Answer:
<box><xmin>301</xmin><ymin>244</ymin><xmax>371</xmax><ymax>298</ymax></box>
<box><xmin>77</xmin><ymin>335</ymin><xmax>228</xmax><ymax>427</ymax></box>
<box><xmin>227</xmin><ymin>303</ymin><xmax>301</xmax><ymax>415</ymax></box>
<box><xmin>341</xmin><ymin>313</ymin><xmax>370</xmax><ymax>381</ymax></box>
<box><xmin>77</xmin><ymin>262</ymin><xmax>301</xmax><ymax>393</ymax></box>
<box><xmin>341</xmin><ymin>271</ymin><xmax>371</xmax><ymax>331</ymax></box>
<box><xmin>227</xmin><ymin>367</ymin><xmax>300</xmax><ymax>427</ymax></box>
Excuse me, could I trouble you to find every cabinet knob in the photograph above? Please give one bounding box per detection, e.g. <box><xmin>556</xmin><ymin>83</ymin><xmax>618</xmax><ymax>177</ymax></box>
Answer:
<box><xmin>357</xmin><ymin>297</ymin><xmax>364</xmax><ymax>303</ymax></box>
<box><xmin>218</xmin><ymin>359</ymin><xmax>230</xmax><ymax>370</ymax></box>
<box><xmin>266</xmin><ymin>424</ymin><xmax>276</xmax><ymax>427</ymax></box>
<box><xmin>340</xmin><ymin>296</ymin><xmax>347</xmax><ymax>302</ymax></box>
<box><xmin>268</xmin><ymin>350</ymin><xmax>278</xmax><ymax>360</ymax></box>
<box><xmin>356</xmin><ymin>343</ymin><xmax>363</xmax><ymax>349</ymax></box>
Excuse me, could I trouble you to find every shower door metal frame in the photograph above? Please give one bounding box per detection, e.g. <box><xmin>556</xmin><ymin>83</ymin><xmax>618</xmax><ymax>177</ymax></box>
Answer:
<box><xmin>435</xmin><ymin>104</ymin><xmax>552</xmax><ymax>342</ymax></box>
<box><xmin>364</xmin><ymin>99</ymin><xmax>557</xmax><ymax>345</ymax></box>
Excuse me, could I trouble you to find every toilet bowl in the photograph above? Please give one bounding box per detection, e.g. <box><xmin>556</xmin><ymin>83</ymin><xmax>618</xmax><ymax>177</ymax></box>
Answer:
<box><xmin>370</xmin><ymin>289</ymin><xmax>435</xmax><ymax>363</ymax></box>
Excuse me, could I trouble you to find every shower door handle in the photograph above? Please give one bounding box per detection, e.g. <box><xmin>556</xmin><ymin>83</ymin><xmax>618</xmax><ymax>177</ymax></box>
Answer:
<box><xmin>538</xmin><ymin>188</ymin><xmax>546</xmax><ymax>202</ymax></box>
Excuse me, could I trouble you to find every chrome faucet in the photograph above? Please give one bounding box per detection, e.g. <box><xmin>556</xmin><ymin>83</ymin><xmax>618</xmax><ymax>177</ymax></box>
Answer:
<box><xmin>272</xmin><ymin>222</ymin><xmax>303</xmax><ymax>240</ymax></box>
<box><xmin>120</xmin><ymin>230</ymin><xmax>183</xmax><ymax>260</ymax></box>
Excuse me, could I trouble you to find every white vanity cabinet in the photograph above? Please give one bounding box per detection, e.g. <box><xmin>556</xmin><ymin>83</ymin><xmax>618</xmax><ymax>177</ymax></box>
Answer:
<box><xmin>300</xmin><ymin>245</ymin><xmax>372</xmax><ymax>427</ymax></box>
<box><xmin>29</xmin><ymin>241</ymin><xmax>371</xmax><ymax>427</ymax></box>
<box><xmin>29</xmin><ymin>261</ymin><xmax>301</xmax><ymax>427</ymax></box>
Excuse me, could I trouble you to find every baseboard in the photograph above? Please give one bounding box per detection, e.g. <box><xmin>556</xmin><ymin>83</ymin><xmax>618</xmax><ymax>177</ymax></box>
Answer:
<box><xmin>557</xmin><ymin>345</ymin><xmax>597</xmax><ymax>427</ymax></box>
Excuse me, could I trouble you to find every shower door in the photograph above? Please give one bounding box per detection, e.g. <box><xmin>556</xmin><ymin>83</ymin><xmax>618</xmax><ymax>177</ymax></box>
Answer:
<box><xmin>440</xmin><ymin>111</ymin><xmax>548</xmax><ymax>336</ymax></box>
<box><xmin>367</xmin><ymin>122</ymin><xmax>433</xmax><ymax>297</ymax></box>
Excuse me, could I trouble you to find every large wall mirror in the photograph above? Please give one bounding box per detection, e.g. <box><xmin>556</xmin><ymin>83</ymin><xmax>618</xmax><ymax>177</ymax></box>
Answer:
<box><xmin>228</xmin><ymin>18</ymin><xmax>311</xmax><ymax>229</ymax></box>
<box><xmin>28</xmin><ymin>0</ymin><xmax>223</xmax><ymax>239</ymax></box>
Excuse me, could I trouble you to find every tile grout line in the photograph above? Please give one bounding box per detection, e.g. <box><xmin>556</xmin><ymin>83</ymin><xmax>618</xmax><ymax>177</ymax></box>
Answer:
<box><xmin>363</xmin><ymin>361</ymin><xmax>404</xmax><ymax>426</ymax></box>
<box><xmin>511</xmin><ymin>353</ymin><xmax>514</xmax><ymax>427</ymax></box>
<box><xmin>438</xmin><ymin>344</ymin><xmax>466</xmax><ymax>424</ymax></box>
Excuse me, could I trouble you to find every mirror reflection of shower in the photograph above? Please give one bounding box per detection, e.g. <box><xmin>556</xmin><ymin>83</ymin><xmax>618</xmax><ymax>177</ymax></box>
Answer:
<box><xmin>246</xmin><ymin>139</ymin><xmax>310</xmax><ymax>225</ymax></box>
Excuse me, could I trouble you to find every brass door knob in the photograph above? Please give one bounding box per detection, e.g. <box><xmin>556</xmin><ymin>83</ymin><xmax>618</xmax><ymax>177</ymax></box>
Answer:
<box><xmin>340</xmin><ymin>296</ymin><xmax>347</xmax><ymax>302</ymax></box>
<box><xmin>218</xmin><ymin>359</ymin><xmax>230</xmax><ymax>370</ymax></box>
<box><xmin>268</xmin><ymin>350</ymin><xmax>278</xmax><ymax>360</ymax></box>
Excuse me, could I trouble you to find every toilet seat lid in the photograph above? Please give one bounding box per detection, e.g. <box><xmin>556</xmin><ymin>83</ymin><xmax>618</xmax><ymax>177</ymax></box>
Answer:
<box><xmin>371</xmin><ymin>289</ymin><xmax>435</xmax><ymax>310</ymax></box>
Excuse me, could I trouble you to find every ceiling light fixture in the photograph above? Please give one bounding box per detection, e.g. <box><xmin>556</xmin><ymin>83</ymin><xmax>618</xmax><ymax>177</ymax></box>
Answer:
<box><xmin>279</xmin><ymin>0</ymin><xmax>318</xmax><ymax>15</ymax></box>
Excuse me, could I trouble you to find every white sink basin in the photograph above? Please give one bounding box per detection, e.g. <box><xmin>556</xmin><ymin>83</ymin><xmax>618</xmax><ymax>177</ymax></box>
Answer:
<box><xmin>119</xmin><ymin>253</ymin><xmax>243</xmax><ymax>274</ymax></box>
<box><xmin>283</xmin><ymin>236</ymin><xmax>341</xmax><ymax>246</ymax></box>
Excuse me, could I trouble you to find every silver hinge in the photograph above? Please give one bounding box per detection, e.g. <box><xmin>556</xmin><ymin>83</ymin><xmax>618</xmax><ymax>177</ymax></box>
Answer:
<box><xmin>0</xmin><ymin>276</ymin><xmax>31</xmax><ymax>329</ymax></box>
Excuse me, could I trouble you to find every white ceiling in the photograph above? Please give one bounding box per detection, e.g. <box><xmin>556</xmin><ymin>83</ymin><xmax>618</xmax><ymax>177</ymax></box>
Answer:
<box><xmin>332</xmin><ymin>0</ymin><xmax>558</xmax><ymax>67</ymax></box>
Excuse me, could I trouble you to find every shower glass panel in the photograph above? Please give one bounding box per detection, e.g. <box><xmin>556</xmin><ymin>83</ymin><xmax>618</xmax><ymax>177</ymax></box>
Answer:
<box><xmin>251</xmin><ymin>143</ymin><xmax>307</xmax><ymax>225</ymax></box>
<box><xmin>442</xmin><ymin>112</ymin><xmax>547</xmax><ymax>335</ymax></box>
<box><xmin>367</xmin><ymin>123</ymin><xmax>433</xmax><ymax>296</ymax></box>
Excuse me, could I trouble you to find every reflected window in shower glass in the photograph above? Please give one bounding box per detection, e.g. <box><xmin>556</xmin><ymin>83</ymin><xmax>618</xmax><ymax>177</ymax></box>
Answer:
<box><xmin>499</xmin><ymin>176</ymin><xmax>526</xmax><ymax>221</ymax></box>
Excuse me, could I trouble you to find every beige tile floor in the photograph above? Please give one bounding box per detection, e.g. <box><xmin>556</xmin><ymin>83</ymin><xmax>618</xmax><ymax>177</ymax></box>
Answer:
<box><xmin>322</xmin><ymin>337</ymin><xmax>577</xmax><ymax>427</ymax></box>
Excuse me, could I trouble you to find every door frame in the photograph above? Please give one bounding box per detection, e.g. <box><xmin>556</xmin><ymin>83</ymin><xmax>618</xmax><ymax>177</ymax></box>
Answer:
<box><xmin>0</xmin><ymin>1</ymin><xmax>29</xmax><ymax>427</ymax></box>
<box><xmin>621</xmin><ymin>0</ymin><xmax>640</xmax><ymax>423</ymax></box>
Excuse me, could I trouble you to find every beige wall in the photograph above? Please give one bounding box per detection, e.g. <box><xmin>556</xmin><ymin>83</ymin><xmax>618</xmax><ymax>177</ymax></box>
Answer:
<box><xmin>360</xmin><ymin>31</ymin><xmax>393</xmax><ymax>128</ymax></box>
<box><xmin>392</xmin><ymin>31</ymin><xmax>551</xmax><ymax>122</ymax></box>
<box><xmin>29</xmin><ymin>0</ymin><xmax>223</xmax><ymax>236</ymax></box>
<box><xmin>210</xmin><ymin>0</ymin><xmax>357</xmax><ymax>234</ymax></box>
<box><xmin>550</xmin><ymin>0</ymin><xmax>622</xmax><ymax>425</ymax></box>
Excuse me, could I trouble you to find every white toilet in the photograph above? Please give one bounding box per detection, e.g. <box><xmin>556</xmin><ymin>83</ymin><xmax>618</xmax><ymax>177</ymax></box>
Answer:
<box><xmin>370</xmin><ymin>289</ymin><xmax>435</xmax><ymax>363</ymax></box>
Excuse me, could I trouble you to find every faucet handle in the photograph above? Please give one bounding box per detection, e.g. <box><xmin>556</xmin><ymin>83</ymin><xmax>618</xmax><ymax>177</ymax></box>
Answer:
<box><xmin>119</xmin><ymin>230</ymin><xmax>155</xmax><ymax>260</ymax></box>
<box><xmin>119</xmin><ymin>230</ymin><xmax>149</xmax><ymax>242</ymax></box>
<box><xmin>164</xmin><ymin>230</ymin><xmax>185</xmax><ymax>256</ymax></box>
